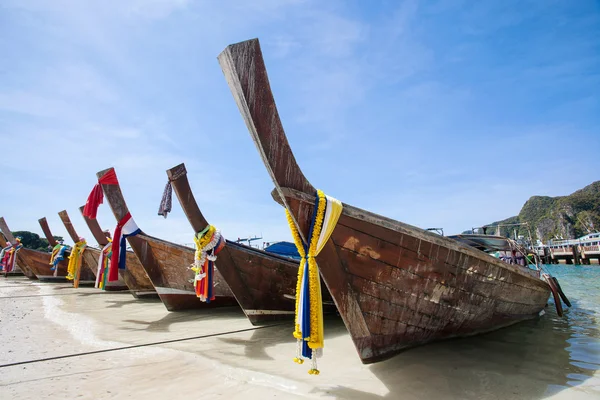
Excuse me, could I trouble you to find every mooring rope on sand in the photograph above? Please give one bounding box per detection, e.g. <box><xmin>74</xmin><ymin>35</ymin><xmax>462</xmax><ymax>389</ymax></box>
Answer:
<box><xmin>0</xmin><ymin>323</ymin><xmax>285</xmax><ymax>369</ymax></box>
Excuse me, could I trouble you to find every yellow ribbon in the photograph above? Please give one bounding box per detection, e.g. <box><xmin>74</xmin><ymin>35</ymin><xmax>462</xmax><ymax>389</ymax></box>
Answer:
<box><xmin>67</xmin><ymin>240</ymin><xmax>87</xmax><ymax>286</ymax></box>
<box><xmin>287</xmin><ymin>189</ymin><xmax>342</xmax><ymax>374</ymax></box>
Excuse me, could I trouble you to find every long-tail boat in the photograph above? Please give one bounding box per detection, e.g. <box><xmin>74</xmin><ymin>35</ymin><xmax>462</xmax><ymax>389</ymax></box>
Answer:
<box><xmin>165</xmin><ymin>162</ymin><xmax>331</xmax><ymax>323</ymax></box>
<box><xmin>57</xmin><ymin>210</ymin><xmax>123</xmax><ymax>289</ymax></box>
<box><xmin>0</xmin><ymin>232</ymin><xmax>36</xmax><ymax>279</ymax></box>
<box><xmin>1</xmin><ymin>217</ymin><xmax>69</xmax><ymax>282</ymax></box>
<box><xmin>218</xmin><ymin>38</ymin><xmax>552</xmax><ymax>364</ymax></box>
<box><xmin>89</xmin><ymin>167</ymin><xmax>237</xmax><ymax>310</ymax></box>
<box><xmin>77</xmin><ymin>205</ymin><xmax>150</xmax><ymax>294</ymax></box>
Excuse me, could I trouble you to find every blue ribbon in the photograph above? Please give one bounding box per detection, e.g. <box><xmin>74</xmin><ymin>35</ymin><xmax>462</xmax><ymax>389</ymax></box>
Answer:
<box><xmin>118</xmin><ymin>229</ymin><xmax>141</xmax><ymax>270</ymax></box>
<box><xmin>300</xmin><ymin>192</ymin><xmax>328</xmax><ymax>359</ymax></box>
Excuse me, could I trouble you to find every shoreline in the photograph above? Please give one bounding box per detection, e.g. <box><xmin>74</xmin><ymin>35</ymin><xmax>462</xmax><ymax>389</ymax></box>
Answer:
<box><xmin>0</xmin><ymin>276</ymin><xmax>598</xmax><ymax>399</ymax></box>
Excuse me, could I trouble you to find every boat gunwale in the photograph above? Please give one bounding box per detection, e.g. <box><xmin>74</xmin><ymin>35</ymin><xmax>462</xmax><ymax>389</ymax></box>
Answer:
<box><xmin>276</xmin><ymin>186</ymin><xmax>547</xmax><ymax>287</ymax></box>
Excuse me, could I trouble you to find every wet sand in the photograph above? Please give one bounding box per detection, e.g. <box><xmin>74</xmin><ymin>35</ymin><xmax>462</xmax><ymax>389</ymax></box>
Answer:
<box><xmin>1</xmin><ymin>275</ymin><xmax>598</xmax><ymax>400</ymax></box>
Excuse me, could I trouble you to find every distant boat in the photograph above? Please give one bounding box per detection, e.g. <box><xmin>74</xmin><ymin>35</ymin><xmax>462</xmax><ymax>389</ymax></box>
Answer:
<box><xmin>92</xmin><ymin>167</ymin><xmax>235</xmax><ymax>311</ymax></box>
<box><xmin>1</xmin><ymin>217</ymin><xmax>68</xmax><ymax>282</ymax></box>
<box><xmin>219</xmin><ymin>38</ymin><xmax>555</xmax><ymax>364</ymax></box>
<box><xmin>448</xmin><ymin>233</ymin><xmax>532</xmax><ymax>266</ymax></box>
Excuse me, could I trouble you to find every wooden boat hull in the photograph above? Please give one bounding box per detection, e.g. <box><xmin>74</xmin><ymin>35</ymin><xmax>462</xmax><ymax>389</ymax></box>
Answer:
<box><xmin>134</xmin><ymin>233</ymin><xmax>238</xmax><ymax>311</ymax></box>
<box><xmin>82</xmin><ymin>247</ymin><xmax>129</xmax><ymax>291</ymax></box>
<box><xmin>75</xmin><ymin>207</ymin><xmax>155</xmax><ymax>296</ymax></box>
<box><xmin>120</xmin><ymin>250</ymin><xmax>158</xmax><ymax>298</ymax></box>
<box><xmin>300</xmin><ymin>194</ymin><xmax>550</xmax><ymax>363</ymax></box>
<box><xmin>16</xmin><ymin>248</ymin><xmax>95</xmax><ymax>284</ymax></box>
<box><xmin>218</xmin><ymin>38</ymin><xmax>552</xmax><ymax>363</ymax></box>
<box><xmin>3</xmin><ymin>268</ymin><xmax>25</xmax><ymax>278</ymax></box>
<box><xmin>17</xmin><ymin>248</ymin><xmax>70</xmax><ymax>282</ymax></box>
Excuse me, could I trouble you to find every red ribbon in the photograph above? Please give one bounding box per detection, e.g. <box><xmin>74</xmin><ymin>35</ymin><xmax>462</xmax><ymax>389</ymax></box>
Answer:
<box><xmin>108</xmin><ymin>212</ymin><xmax>132</xmax><ymax>282</ymax></box>
<box><xmin>83</xmin><ymin>169</ymin><xmax>119</xmax><ymax>219</ymax></box>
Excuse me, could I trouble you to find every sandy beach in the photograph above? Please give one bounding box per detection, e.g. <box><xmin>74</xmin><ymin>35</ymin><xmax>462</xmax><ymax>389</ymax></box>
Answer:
<box><xmin>1</xmin><ymin>276</ymin><xmax>598</xmax><ymax>400</ymax></box>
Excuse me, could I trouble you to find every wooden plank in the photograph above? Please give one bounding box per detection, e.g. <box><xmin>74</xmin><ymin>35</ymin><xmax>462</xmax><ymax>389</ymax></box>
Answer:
<box><xmin>38</xmin><ymin>218</ymin><xmax>58</xmax><ymax>247</ymax></box>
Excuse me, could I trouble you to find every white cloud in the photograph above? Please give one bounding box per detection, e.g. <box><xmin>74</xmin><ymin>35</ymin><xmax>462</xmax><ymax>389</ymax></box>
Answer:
<box><xmin>1</xmin><ymin>0</ymin><xmax>598</xmax><ymax>249</ymax></box>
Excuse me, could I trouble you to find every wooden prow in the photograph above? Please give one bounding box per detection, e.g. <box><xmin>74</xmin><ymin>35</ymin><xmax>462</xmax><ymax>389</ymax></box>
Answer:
<box><xmin>58</xmin><ymin>210</ymin><xmax>81</xmax><ymax>243</ymax></box>
<box><xmin>166</xmin><ymin>163</ymin><xmax>209</xmax><ymax>232</ymax></box>
<box><xmin>96</xmin><ymin>167</ymin><xmax>165</xmax><ymax>284</ymax></box>
<box><xmin>0</xmin><ymin>219</ymin><xmax>36</xmax><ymax>278</ymax></box>
<box><xmin>97</xmin><ymin>168</ymin><xmax>132</xmax><ymax>222</ymax></box>
<box><xmin>38</xmin><ymin>218</ymin><xmax>59</xmax><ymax>247</ymax></box>
<box><xmin>0</xmin><ymin>232</ymin><xmax>8</xmax><ymax>247</ymax></box>
<box><xmin>78</xmin><ymin>206</ymin><xmax>110</xmax><ymax>246</ymax></box>
<box><xmin>218</xmin><ymin>39</ymin><xmax>316</xmax><ymax>239</ymax></box>
<box><xmin>0</xmin><ymin>217</ymin><xmax>17</xmax><ymax>243</ymax></box>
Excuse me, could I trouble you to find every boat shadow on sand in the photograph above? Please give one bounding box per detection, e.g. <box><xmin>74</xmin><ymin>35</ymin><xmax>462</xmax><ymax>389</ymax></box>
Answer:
<box><xmin>316</xmin><ymin>302</ymin><xmax>599</xmax><ymax>400</ymax></box>
<box><xmin>117</xmin><ymin>308</ymin><xmax>347</xmax><ymax>361</ymax></box>
<box><xmin>118</xmin><ymin>306</ymin><xmax>247</xmax><ymax>333</ymax></box>
<box><xmin>103</xmin><ymin>296</ymin><xmax>161</xmax><ymax>309</ymax></box>
<box><xmin>214</xmin><ymin>315</ymin><xmax>348</xmax><ymax>361</ymax></box>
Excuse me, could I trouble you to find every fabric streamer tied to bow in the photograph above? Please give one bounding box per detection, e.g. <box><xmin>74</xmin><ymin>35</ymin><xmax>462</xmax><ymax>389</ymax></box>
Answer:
<box><xmin>50</xmin><ymin>243</ymin><xmax>68</xmax><ymax>276</ymax></box>
<box><xmin>83</xmin><ymin>169</ymin><xmax>119</xmax><ymax>219</ymax></box>
<box><xmin>67</xmin><ymin>239</ymin><xmax>87</xmax><ymax>287</ymax></box>
<box><xmin>108</xmin><ymin>212</ymin><xmax>140</xmax><ymax>282</ymax></box>
<box><xmin>3</xmin><ymin>239</ymin><xmax>22</xmax><ymax>273</ymax></box>
<box><xmin>0</xmin><ymin>242</ymin><xmax>12</xmax><ymax>271</ymax></box>
<box><xmin>192</xmin><ymin>225</ymin><xmax>225</xmax><ymax>302</ymax></box>
<box><xmin>287</xmin><ymin>190</ymin><xmax>342</xmax><ymax>375</ymax></box>
<box><xmin>158</xmin><ymin>181</ymin><xmax>172</xmax><ymax>218</ymax></box>
<box><xmin>95</xmin><ymin>240</ymin><xmax>112</xmax><ymax>289</ymax></box>
<box><xmin>157</xmin><ymin>168</ymin><xmax>186</xmax><ymax>219</ymax></box>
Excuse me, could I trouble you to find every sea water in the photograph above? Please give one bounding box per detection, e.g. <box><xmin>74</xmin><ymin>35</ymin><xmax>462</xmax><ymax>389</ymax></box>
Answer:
<box><xmin>540</xmin><ymin>264</ymin><xmax>600</xmax><ymax>396</ymax></box>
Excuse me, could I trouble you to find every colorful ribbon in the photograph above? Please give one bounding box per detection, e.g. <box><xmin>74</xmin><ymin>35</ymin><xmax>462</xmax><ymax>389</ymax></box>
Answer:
<box><xmin>67</xmin><ymin>239</ymin><xmax>87</xmax><ymax>287</ymax></box>
<box><xmin>108</xmin><ymin>212</ymin><xmax>140</xmax><ymax>282</ymax></box>
<box><xmin>50</xmin><ymin>243</ymin><xmax>68</xmax><ymax>276</ymax></box>
<box><xmin>82</xmin><ymin>169</ymin><xmax>119</xmax><ymax>219</ymax></box>
<box><xmin>0</xmin><ymin>242</ymin><xmax>12</xmax><ymax>271</ymax></box>
<box><xmin>158</xmin><ymin>181</ymin><xmax>172</xmax><ymax>218</ymax></box>
<box><xmin>192</xmin><ymin>225</ymin><xmax>225</xmax><ymax>302</ymax></box>
<box><xmin>158</xmin><ymin>168</ymin><xmax>186</xmax><ymax>218</ymax></box>
<box><xmin>287</xmin><ymin>190</ymin><xmax>342</xmax><ymax>375</ymax></box>
<box><xmin>2</xmin><ymin>239</ymin><xmax>22</xmax><ymax>273</ymax></box>
<box><xmin>95</xmin><ymin>240</ymin><xmax>112</xmax><ymax>289</ymax></box>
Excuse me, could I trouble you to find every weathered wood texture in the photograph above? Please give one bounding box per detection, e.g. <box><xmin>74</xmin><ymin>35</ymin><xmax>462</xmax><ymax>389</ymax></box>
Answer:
<box><xmin>167</xmin><ymin>162</ymin><xmax>324</xmax><ymax>323</ymax></box>
<box><xmin>38</xmin><ymin>218</ymin><xmax>58</xmax><ymax>247</ymax></box>
<box><xmin>96</xmin><ymin>167</ymin><xmax>237</xmax><ymax>309</ymax></box>
<box><xmin>78</xmin><ymin>206</ymin><xmax>110</xmax><ymax>246</ymax></box>
<box><xmin>1</xmin><ymin>217</ymin><xmax>68</xmax><ymax>281</ymax></box>
<box><xmin>219</xmin><ymin>38</ymin><xmax>551</xmax><ymax>363</ymax></box>
<box><xmin>77</xmin><ymin>206</ymin><xmax>130</xmax><ymax>291</ymax></box>
<box><xmin>56</xmin><ymin>210</ymin><xmax>96</xmax><ymax>284</ymax></box>
<box><xmin>77</xmin><ymin>203</ymin><xmax>155</xmax><ymax>297</ymax></box>
<box><xmin>0</xmin><ymin>232</ymin><xmax>36</xmax><ymax>279</ymax></box>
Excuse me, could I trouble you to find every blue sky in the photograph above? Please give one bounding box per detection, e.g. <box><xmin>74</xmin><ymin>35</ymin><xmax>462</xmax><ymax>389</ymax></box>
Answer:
<box><xmin>0</xmin><ymin>0</ymin><xmax>598</xmax><ymax>247</ymax></box>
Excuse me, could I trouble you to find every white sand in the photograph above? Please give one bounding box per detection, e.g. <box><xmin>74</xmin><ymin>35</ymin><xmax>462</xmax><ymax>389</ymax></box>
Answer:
<box><xmin>0</xmin><ymin>277</ymin><xmax>598</xmax><ymax>399</ymax></box>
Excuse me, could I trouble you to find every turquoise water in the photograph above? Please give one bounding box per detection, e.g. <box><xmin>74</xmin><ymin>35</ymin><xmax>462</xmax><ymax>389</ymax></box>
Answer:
<box><xmin>541</xmin><ymin>264</ymin><xmax>600</xmax><ymax>395</ymax></box>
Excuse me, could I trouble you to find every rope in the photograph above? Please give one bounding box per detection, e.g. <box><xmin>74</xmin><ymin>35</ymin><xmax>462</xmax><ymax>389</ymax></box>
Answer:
<box><xmin>0</xmin><ymin>323</ymin><xmax>285</xmax><ymax>369</ymax></box>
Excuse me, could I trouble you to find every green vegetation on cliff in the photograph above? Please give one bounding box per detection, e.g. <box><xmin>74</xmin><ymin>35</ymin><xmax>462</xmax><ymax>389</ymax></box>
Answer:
<box><xmin>475</xmin><ymin>181</ymin><xmax>600</xmax><ymax>242</ymax></box>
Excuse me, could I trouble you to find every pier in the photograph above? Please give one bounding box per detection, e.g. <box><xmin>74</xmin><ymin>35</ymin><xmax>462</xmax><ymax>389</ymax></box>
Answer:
<box><xmin>536</xmin><ymin>233</ymin><xmax>600</xmax><ymax>265</ymax></box>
